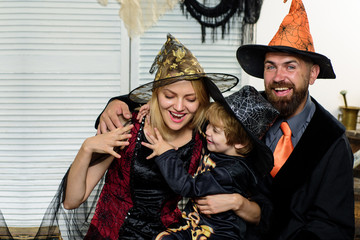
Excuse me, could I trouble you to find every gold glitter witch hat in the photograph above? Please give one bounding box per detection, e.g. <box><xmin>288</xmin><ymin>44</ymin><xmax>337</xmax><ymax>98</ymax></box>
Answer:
<box><xmin>129</xmin><ymin>33</ymin><xmax>239</xmax><ymax>103</ymax></box>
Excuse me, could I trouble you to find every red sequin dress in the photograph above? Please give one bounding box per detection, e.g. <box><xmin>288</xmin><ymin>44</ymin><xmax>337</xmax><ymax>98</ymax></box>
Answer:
<box><xmin>84</xmin><ymin>113</ymin><xmax>202</xmax><ymax>240</ymax></box>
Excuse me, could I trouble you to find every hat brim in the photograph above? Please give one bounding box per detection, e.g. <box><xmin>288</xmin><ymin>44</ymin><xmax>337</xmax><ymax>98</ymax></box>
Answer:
<box><xmin>129</xmin><ymin>73</ymin><xmax>239</xmax><ymax>104</ymax></box>
<box><xmin>236</xmin><ymin>45</ymin><xmax>336</xmax><ymax>79</ymax></box>
<box><xmin>205</xmin><ymin>81</ymin><xmax>275</xmax><ymax>176</ymax></box>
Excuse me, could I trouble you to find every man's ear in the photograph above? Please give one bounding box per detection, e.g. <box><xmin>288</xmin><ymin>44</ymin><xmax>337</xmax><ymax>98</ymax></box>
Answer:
<box><xmin>309</xmin><ymin>64</ymin><xmax>320</xmax><ymax>85</ymax></box>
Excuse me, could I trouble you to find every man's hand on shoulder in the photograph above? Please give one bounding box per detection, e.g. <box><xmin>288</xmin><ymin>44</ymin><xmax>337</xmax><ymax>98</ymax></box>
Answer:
<box><xmin>97</xmin><ymin>100</ymin><xmax>132</xmax><ymax>135</ymax></box>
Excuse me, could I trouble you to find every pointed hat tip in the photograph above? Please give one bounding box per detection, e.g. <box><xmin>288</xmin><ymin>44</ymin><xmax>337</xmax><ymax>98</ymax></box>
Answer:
<box><xmin>269</xmin><ymin>0</ymin><xmax>314</xmax><ymax>52</ymax></box>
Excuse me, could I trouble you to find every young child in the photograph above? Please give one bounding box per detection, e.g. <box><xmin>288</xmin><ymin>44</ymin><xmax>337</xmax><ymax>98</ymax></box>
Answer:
<box><xmin>142</xmin><ymin>85</ymin><xmax>279</xmax><ymax>240</ymax></box>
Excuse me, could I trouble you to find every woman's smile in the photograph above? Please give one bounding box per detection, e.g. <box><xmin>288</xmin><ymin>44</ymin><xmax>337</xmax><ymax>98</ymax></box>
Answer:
<box><xmin>169</xmin><ymin>111</ymin><xmax>187</xmax><ymax>123</ymax></box>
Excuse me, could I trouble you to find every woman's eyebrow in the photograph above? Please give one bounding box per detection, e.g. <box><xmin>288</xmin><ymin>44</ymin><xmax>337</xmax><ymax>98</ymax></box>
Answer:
<box><xmin>163</xmin><ymin>88</ymin><xmax>196</xmax><ymax>97</ymax></box>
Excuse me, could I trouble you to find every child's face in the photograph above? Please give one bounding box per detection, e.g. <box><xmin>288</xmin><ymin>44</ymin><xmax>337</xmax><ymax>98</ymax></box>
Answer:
<box><xmin>205</xmin><ymin>123</ymin><xmax>238</xmax><ymax>156</ymax></box>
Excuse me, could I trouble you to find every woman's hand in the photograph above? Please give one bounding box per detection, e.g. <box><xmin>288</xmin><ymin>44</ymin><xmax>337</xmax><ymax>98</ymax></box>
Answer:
<box><xmin>85</xmin><ymin>124</ymin><xmax>133</xmax><ymax>159</ymax></box>
<box><xmin>141</xmin><ymin>127</ymin><xmax>174</xmax><ymax>159</ymax></box>
<box><xmin>97</xmin><ymin>100</ymin><xmax>132</xmax><ymax>134</ymax></box>
<box><xmin>64</xmin><ymin>124</ymin><xmax>133</xmax><ymax>210</ymax></box>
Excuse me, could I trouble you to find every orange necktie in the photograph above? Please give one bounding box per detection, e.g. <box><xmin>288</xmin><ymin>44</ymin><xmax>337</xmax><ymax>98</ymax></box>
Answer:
<box><xmin>270</xmin><ymin>122</ymin><xmax>294</xmax><ymax>177</ymax></box>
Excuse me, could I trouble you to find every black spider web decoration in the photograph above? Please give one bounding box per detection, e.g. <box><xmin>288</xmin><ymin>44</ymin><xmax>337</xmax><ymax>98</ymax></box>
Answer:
<box><xmin>180</xmin><ymin>0</ymin><xmax>264</xmax><ymax>43</ymax></box>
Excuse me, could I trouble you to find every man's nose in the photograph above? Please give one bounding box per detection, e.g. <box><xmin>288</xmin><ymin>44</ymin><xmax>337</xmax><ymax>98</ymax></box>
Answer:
<box><xmin>273</xmin><ymin>68</ymin><xmax>285</xmax><ymax>82</ymax></box>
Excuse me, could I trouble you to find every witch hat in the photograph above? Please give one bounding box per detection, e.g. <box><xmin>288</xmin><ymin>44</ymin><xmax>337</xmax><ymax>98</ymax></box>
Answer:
<box><xmin>129</xmin><ymin>34</ymin><xmax>239</xmax><ymax>104</ymax></box>
<box><xmin>236</xmin><ymin>0</ymin><xmax>335</xmax><ymax>79</ymax></box>
<box><xmin>206</xmin><ymin>83</ymin><xmax>279</xmax><ymax>176</ymax></box>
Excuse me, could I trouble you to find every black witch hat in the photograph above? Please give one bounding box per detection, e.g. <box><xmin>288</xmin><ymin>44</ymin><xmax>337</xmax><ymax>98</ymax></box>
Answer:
<box><xmin>206</xmin><ymin>83</ymin><xmax>279</xmax><ymax>176</ymax></box>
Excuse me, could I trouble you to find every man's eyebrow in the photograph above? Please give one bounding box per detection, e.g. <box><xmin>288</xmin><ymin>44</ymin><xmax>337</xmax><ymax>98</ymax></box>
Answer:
<box><xmin>264</xmin><ymin>60</ymin><xmax>274</xmax><ymax>64</ymax></box>
<box><xmin>284</xmin><ymin>60</ymin><xmax>298</xmax><ymax>65</ymax></box>
<box><xmin>264</xmin><ymin>60</ymin><xmax>298</xmax><ymax>65</ymax></box>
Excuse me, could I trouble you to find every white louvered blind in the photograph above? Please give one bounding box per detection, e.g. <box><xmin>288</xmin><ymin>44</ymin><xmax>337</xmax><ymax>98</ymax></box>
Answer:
<box><xmin>0</xmin><ymin>0</ymin><xmax>126</xmax><ymax>227</ymax></box>
<box><xmin>0</xmin><ymin>0</ymin><xmax>243</xmax><ymax>229</ymax></box>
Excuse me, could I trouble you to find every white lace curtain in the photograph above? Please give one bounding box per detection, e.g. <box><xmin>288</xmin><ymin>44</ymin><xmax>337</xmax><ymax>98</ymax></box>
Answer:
<box><xmin>98</xmin><ymin>0</ymin><xmax>179</xmax><ymax>38</ymax></box>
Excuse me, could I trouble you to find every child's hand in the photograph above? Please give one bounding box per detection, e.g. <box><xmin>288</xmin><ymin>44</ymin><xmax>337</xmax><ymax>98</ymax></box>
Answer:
<box><xmin>141</xmin><ymin>128</ymin><xmax>174</xmax><ymax>159</ymax></box>
<box><xmin>137</xmin><ymin>103</ymin><xmax>150</xmax><ymax>122</ymax></box>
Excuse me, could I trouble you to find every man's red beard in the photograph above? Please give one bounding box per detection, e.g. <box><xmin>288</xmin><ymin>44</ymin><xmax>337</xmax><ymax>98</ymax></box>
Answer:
<box><xmin>265</xmin><ymin>82</ymin><xmax>308</xmax><ymax>118</ymax></box>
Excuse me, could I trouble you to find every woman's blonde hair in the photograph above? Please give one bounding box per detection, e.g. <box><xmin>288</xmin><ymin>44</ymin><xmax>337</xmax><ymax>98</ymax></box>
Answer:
<box><xmin>206</xmin><ymin>102</ymin><xmax>253</xmax><ymax>156</ymax></box>
<box><xmin>148</xmin><ymin>53</ymin><xmax>210</xmax><ymax>141</ymax></box>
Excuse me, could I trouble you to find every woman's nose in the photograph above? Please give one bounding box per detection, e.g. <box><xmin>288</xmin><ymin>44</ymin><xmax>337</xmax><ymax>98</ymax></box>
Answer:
<box><xmin>174</xmin><ymin>99</ymin><xmax>184</xmax><ymax>111</ymax></box>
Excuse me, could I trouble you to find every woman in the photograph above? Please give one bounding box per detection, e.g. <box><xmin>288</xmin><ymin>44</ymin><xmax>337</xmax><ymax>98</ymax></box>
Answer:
<box><xmin>37</xmin><ymin>34</ymin><xmax>238</xmax><ymax>240</ymax></box>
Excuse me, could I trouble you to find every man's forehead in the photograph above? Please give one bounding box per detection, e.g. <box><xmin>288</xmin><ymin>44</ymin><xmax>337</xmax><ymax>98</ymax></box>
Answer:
<box><xmin>265</xmin><ymin>51</ymin><xmax>296</xmax><ymax>58</ymax></box>
<box><xmin>264</xmin><ymin>52</ymin><xmax>302</xmax><ymax>63</ymax></box>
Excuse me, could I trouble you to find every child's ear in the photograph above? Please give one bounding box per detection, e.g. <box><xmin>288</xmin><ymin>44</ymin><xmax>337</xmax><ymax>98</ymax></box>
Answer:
<box><xmin>234</xmin><ymin>143</ymin><xmax>245</xmax><ymax>149</ymax></box>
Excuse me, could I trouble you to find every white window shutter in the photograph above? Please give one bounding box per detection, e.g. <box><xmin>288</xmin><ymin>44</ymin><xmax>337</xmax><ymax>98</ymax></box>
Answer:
<box><xmin>0</xmin><ymin>0</ymin><xmax>126</xmax><ymax>227</ymax></box>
